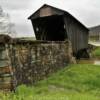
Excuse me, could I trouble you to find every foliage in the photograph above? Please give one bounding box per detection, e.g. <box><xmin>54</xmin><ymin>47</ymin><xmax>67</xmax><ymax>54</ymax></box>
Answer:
<box><xmin>92</xmin><ymin>47</ymin><xmax>100</xmax><ymax>57</ymax></box>
<box><xmin>0</xmin><ymin>64</ymin><xmax>100</xmax><ymax>100</ymax></box>
<box><xmin>0</xmin><ymin>6</ymin><xmax>16</xmax><ymax>37</ymax></box>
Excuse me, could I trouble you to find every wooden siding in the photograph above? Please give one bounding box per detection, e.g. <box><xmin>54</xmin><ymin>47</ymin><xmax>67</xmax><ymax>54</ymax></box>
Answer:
<box><xmin>64</xmin><ymin>14</ymin><xmax>88</xmax><ymax>52</ymax></box>
<box><xmin>28</xmin><ymin>5</ymin><xmax>64</xmax><ymax>19</ymax></box>
<box><xmin>40</xmin><ymin>7</ymin><xmax>53</xmax><ymax>17</ymax></box>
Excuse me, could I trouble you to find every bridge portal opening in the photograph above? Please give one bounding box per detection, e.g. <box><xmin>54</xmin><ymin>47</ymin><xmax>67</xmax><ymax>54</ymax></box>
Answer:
<box><xmin>32</xmin><ymin>15</ymin><xmax>67</xmax><ymax>41</ymax></box>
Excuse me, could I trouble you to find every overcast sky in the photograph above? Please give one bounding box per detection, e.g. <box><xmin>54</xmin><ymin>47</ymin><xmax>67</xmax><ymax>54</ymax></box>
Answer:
<box><xmin>0</xmin><ymin>0</ymin><xmax>100</xmax><ymax>37</ymax></box>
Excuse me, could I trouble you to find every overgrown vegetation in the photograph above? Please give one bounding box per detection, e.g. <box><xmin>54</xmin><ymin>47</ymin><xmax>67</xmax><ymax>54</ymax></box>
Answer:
<box><xmin>92</xmin><ymin>47</ymin><xmax>100</xmax><ymax>58</ymax></box>
<box><xmin>89</xmin><ymin>36</ymin><xmax>99</xmax><ymax>42</ymax></box>
<box><xmin>0</xmin><ymin>64</ymin><xmax>100</xmax><ymax>100</ymax></box>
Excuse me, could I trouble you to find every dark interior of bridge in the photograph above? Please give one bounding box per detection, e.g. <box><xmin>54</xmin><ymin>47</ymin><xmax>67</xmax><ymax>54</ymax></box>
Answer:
<box><xmin>32</xmin><ymin>15</ymin><xmax>67</xmax><ymax>41</ymax></box>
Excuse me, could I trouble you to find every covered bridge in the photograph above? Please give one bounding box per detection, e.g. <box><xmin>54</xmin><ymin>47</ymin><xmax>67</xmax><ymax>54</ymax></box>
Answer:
<box><xmin>28</xmin><ymin>4</ymin><xmax>89</xmax><ymax>58</ymax></box>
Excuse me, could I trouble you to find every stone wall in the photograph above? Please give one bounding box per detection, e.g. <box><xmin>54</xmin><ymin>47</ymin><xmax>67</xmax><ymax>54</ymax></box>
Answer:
<box><xmin>9</xmin><ymin>40</ymin><xmax>72</xmax><ymax>85</ymax></box>
<box><xmin>0</xmin><ymin>40</ymin><xmax>74</xmax><ymax>87</ymax></box>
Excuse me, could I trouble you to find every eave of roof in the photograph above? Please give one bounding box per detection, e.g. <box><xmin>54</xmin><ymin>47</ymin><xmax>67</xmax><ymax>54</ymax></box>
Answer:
<box><xmin>28</xmin><ymin>4</ymin><xmax>89</xmax><ymax>31</ymax></box>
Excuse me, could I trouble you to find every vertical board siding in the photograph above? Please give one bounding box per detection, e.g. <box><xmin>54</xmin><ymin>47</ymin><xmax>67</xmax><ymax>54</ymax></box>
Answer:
<box><xmin>64</xmin><ymin>15</ymin><xmax>88</xmax><ymax>53</ymax></box>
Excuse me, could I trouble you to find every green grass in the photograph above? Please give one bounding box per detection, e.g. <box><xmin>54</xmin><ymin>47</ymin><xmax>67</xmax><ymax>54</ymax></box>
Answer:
<box><xmin>92</xmin><ymin>47</ymin><xmax>100</xmax><ymax>58</ymax></box>
<box><xmin>1</xmin><ymin>64</ymin><xmax>100</xmax><ymax>100</ymax></box>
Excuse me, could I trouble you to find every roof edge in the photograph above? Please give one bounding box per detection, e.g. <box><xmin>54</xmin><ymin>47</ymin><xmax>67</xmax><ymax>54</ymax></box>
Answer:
<box><xmin>28</xmin><ymin>4</ymin><xmax>89</xmax><ymax>31</ymax></box>
<box><xmin>28</xmin><ymin>4</ymin><xmax>48</xmax><ymax>19</ymax></box>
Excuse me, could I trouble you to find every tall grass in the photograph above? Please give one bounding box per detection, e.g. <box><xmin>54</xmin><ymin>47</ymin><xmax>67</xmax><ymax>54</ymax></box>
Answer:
<box><xmin>0</xmin><ymin>64</ymin><xmax>100</xmax><ymax>100</ymax></box>
<box><xmin>92</xmin><ymin>47</ymin><xmax>100</xmax><ymax>58</ymax></box>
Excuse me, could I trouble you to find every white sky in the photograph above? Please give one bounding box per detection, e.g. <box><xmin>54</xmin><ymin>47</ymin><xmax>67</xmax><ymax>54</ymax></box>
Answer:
<box><xmin>0</xmin><ymin>0</ymin><xmax>100</xmax><ymax>37</ymax></box>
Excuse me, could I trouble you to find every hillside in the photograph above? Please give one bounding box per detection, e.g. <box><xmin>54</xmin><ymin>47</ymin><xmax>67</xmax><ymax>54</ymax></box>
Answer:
<box><xmin>89</xmin><ymin>25</ymin><xmax>100</xmax><ymax>35</ymax></box>
<box><xmin>13</xmin><ymin>37</ymin><xmax>36</xmax><ymax>41</ymax></box>
<box><xmin>0</xmin><ymin>64</ymin><xmax>100</xmax><ymax>100</ymax></box>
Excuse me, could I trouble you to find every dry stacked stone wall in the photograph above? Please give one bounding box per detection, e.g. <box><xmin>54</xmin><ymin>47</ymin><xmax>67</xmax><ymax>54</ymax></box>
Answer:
<box><xmin>10</xmin><ymin>41</ymin><xmax>72</xmax><ymax>85</ymax></box>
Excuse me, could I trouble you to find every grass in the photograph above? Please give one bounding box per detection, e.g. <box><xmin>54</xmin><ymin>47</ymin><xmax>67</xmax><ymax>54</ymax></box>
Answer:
<box><xmin>92</xmin><ymin>47</ymin><xmax>100</xmax><ymax>58</ymax></box>
<box><xmin>0</xmin><ymin>64</ymin><xmax>100</xmax><ymax>100</ymax></box>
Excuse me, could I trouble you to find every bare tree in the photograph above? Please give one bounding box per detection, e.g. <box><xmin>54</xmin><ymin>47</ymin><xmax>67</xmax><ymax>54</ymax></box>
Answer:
<box><xmin>0</xmin><ymin>6</ymin><xmax>16</xmax><ymax>37</ymax></box>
